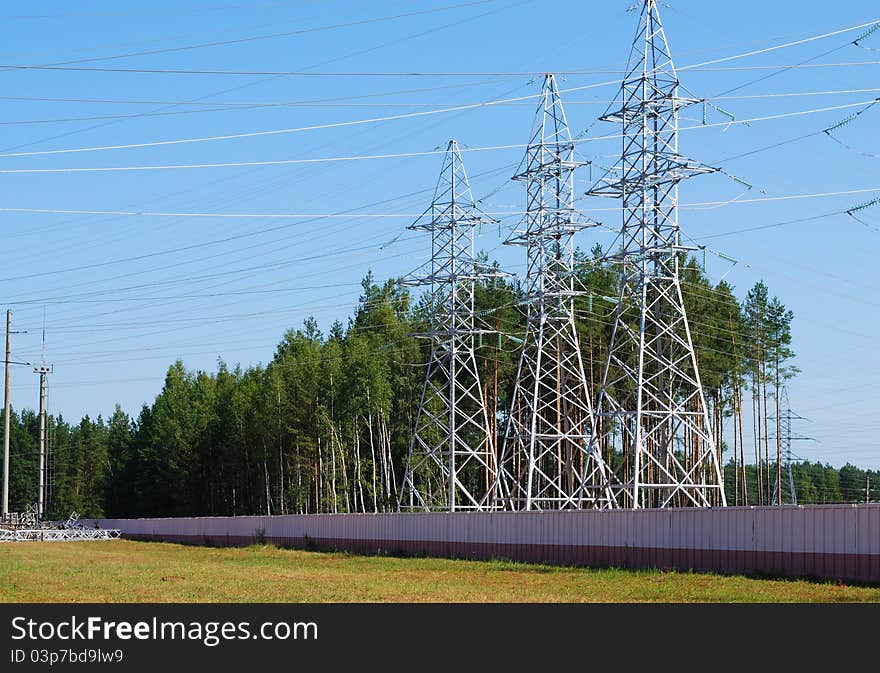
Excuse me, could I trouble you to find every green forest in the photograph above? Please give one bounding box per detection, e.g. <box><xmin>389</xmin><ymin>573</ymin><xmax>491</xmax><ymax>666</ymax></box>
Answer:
<box><xmin>6</xmin><ymin>249</ymin><xmax>878</xmax><ymax>519</ymax></box>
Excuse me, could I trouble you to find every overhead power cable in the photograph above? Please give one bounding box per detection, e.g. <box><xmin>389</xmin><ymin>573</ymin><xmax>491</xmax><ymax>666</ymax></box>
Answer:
<box><xmin>3</xmin><ymin>86</ymin><xmax>880</xmax><ymax>109</ymax></box>
<box><xmin>678</xmin><ymin>20</ymin><xmax>880</xmax><ymax>70</ymax></box>
<box><xmin>0</xmin><ymin>1</ymin><xmax>496</xmax><ymax>70</ymax></box>
<box><xmin>3</xmin><ymin>88</ymin><xmax>880</xmax><ymax>128</ymax></box>
<box><xmin>0</xmin><ymin>16</ymin><xmax>876</xmax><ymax>84</ymax></box>
<box><xmin>0</xmin><ymin>79</ymin><xmax>515</xmax><ymax>107</ymax></box>
<box><xmin>0</xmin><ymin>99</ymin><xmax>874</xmax><ymax>172</ymax></box>
<box><xmin>0</xmin><ymin>81</ymin><xmax>620</xmax><ymax>159</ymax></box>
<box><xmin>0</xmin><ymin>0</ymin><xmax>519</xmax><ymax>157</ymax></box>
<box><xmin>1</xmin><ymin>61</ymin><xmax>879</xmax><ymax>76</ymax></box>
<box><xmin>5</xmin><ymin>186</ymin><xmax>880</xmax><ymax>220</ymax></box>
<box><xmin>695</xmin><ymin>209</ymin><xmax>851</xmax><ymax>240</ymax></box>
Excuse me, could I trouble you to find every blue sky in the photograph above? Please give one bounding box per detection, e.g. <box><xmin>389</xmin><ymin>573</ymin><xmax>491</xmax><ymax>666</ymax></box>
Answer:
<box><xmin>0</xmin><ymin>1</ymin><xmax>877</xmax><ymax>469</ymax></box>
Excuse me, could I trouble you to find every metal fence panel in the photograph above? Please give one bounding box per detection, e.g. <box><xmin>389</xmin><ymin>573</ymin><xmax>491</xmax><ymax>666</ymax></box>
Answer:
<box><xmin>84</xmin><ymin>505</ymin><xmax>880</xmax><ymax>583</ymax></box>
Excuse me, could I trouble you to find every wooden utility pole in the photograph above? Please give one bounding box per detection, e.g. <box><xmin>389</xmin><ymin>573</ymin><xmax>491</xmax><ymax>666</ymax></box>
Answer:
<box><xmin>1</xmin><ymin>310</ymin><xmax>11</xmax><ymax>519</ymax></box>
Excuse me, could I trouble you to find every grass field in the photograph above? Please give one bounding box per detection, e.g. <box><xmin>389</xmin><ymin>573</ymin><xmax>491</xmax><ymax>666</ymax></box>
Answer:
<box><xmin>1</xmin><ymin>540</ymin><xmax>878</xmax><ymax>602</ymax></box>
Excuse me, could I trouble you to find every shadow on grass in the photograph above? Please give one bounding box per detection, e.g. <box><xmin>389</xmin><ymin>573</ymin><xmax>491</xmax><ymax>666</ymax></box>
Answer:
<box><xmin>130</xmin><ymin>535</ymin><xmax>879</xmax><ymax>589</ymax></box>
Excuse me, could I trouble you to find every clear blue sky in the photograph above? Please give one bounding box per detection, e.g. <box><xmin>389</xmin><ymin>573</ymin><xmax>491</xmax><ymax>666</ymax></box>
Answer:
<box><xmin>0</xmin><ymin>1</ymin><xmax>877</xmax><ymax>469</ymax></box>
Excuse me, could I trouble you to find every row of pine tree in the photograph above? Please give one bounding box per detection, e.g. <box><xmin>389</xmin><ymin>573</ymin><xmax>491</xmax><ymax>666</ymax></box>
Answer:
<box><xmin>6</xmin><ymin>250</ymin><xmax>877</xmax><ymax>518</ymax></box>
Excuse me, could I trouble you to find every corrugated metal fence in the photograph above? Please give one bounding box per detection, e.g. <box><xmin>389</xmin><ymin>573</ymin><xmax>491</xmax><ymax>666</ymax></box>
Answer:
<box><xmin>87</xmin><ymin>504</ymin><xmax>880</xmax><ymax>583</ymax></box>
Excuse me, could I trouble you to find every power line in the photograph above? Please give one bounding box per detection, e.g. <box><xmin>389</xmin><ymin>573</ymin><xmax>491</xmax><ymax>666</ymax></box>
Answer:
<box><xmin>707</xmin><ymin>22</ymin><xmax>868</xmax><ymax>99</ymax></box>
<box><xmin>678</xmin><ymin>19</ymin><xmax>880</xmax><ymax>70</ymax></box>
<box><xmin>6</xmin><ymin>186</ymin><xmax>879</xmax><ymax>220</ymax></box>
<box><xmin>0</xmin><ymin>81</ymin><xmax>619</xmax><ymax>159</ymax></box>
<box><xmin>0</xmin><ymin>0</ymin><xmax>518</xmax><ymax>158</ymax></box>
<box><xmin>695</xmin><ymin>209</ymin><xmax>848</xmax><ymax>239</ymax></box>
<box><xmin>3</xmin><ymin>205</ymin><xmax>875</xmax><ymax>348</ymax></box>
<box><xmin>6</xmin><ymin>87</ymin><xmax>880</xmax><ymax>127</ymax></box>
<box><xmin>0</xmin><ymin>1</ymin><xmax>496</xmax><ymax>70</ymax></box>
<box><xmin>1</xmin><ymin>60</ymin><xmax>877</xmax><ymax>77</ymax></box>
<box><xmin>18</xmin><ymin>251</ymin><xmax>872</xmax><ymax>372</ymax></box>
<box><xmin>2</xmin><ymin>88</ymin><xmax>875</xmax><ymax>161</ymax></box>
<box><xmin>715</xmin><ymin>97</ymin><xmax>880</xmax><ymax>164</ymax></box>
<box><xmin>5</xmin><ymin>219</ymin><xmax>874</xmax><ymax>355</ymax></box>
<box><xmin>1</xmin><ymin>98</ymin><xmax>873</xmax><ymax>173</ymax></box>
<box><xmin>0</xmin><ymin>79</ymin><xmax>508</xmax><ymax>109</ymax></box>
<box><xmin>0</xmin><ymin>163</ymin><xmax>516</xmax><ymax>295</ymax></box>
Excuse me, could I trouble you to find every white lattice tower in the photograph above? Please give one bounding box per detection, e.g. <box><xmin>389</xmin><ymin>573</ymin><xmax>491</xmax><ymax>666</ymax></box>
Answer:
<box><xmin>399</xmin><ymin>140</ymin><xmax>502</xmax><ymax>511</ymax></box>
<box><xmin>500</xmin><ymin>74</ymin><xmax>616</xmax><ymax>511</ymax></box>
<box><xmin>589</xmin><ymin>0</ymin><xmax>726</xmax><ymax>508</ymax></box>
<box><xmin>771</xmin><ymin>387</ymin><xmax>810</xmax><ymax>506</ymax></box>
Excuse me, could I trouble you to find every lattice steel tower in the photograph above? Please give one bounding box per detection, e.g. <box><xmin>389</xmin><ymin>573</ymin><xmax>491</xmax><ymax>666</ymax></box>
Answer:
<box><xmin>500</xmin><ymin>74</ymin><xmax>615</xmax><ymax>511</ymax></box>
<box><xmin>399</xmin><ymin>140</ymin><xmax>502</xmax><ymax>511</ymax></box>
<box><xmin>34</xmin><ymin>330</ymin><xmax>52</xmax><ymax>518</ymax></box>
<box><xmin>589</xmin><ymin>0</ymin><xmax>726</xmax><ymax>508</ymax></box>
<box><xmin>770</xmin><ymin>387</ymin><xmax>811</xmax><ymax>506</ymax></box>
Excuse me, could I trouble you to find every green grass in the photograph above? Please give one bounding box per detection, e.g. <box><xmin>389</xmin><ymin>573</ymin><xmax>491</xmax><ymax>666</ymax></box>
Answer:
<box><xmin>1</xmin><ymin>540</ymin><xmax>878</xmax><ymax>602</ymax></box>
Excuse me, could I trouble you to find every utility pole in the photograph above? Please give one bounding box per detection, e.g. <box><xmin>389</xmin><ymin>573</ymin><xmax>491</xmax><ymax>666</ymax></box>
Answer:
<box><xmin>398</xmin><ymin>140</ymin><xmax>503</xmax><ymax>512</ymax></box>
<box><xmin>2</xmin><ymin>311</ymin><xmax>29</xmax><ymax>519</ymax></box>
<box><xmin>1</xmin><ymin>311</ymin><xmax>11</xmax><ymax>519</ymax></box>
<box><xmin>34</xmin><ymin>331</ymin><xmax>52</xmax><ymax>519</ymax></box>
<box><xmin>588</xmin><ymin>0</ymin><xmax>725</xmax><ymax>508</ymax></box>
<box><xmin>499</xmin><ymin>74</ymin><xmax>615</xmax><ymax>511</ymax></box>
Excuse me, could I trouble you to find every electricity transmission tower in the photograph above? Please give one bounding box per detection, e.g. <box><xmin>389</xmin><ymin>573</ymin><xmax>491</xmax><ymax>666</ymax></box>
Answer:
<box><xmin>34</xmin><ymin>331</ymin><xmax>52</xmax><ymax>519</ymax></box>
<box><xmin>500</xmin><ymin>73</ymin><xmax>615</xmax><ymax>511</ymax></box>
<box><xmin>589</xmin><ymin>0</ymin><xmax>726</xmax><ymax>508</ymax></box>
<box><xmin>399</xmin><ymin>140</ymin><xmax>502</xmax><ymax>511</ymax></box>
<box><xmin>770</xmin><ymin>387</ymin><xmax>813</xmax><ymax>506</ymax></box>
